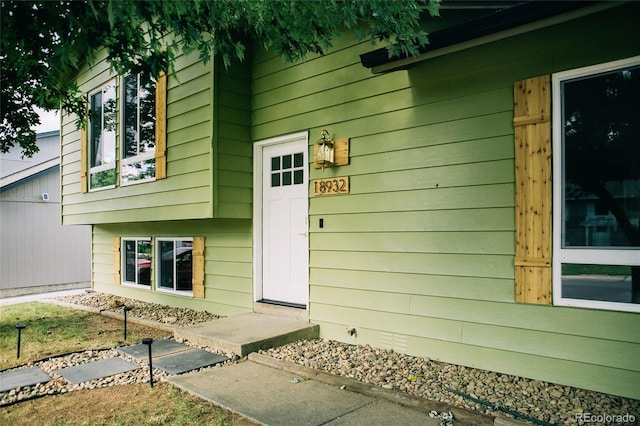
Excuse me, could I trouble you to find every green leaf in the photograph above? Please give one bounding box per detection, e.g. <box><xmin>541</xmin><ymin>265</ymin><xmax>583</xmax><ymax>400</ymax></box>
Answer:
<box><xmin>1</xmin><ymin>0</ymin><xmax>439</xmax><ymax>157</ymax></box>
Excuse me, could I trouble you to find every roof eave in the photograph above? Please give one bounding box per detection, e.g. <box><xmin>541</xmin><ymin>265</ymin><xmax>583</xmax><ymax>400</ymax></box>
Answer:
<box><xmin>360</xmin><ymin>1</ymin><xmax>614</xmax><ymax>74</ymax></box>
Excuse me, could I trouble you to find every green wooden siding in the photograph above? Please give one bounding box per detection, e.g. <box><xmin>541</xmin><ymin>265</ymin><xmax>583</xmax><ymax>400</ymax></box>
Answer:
<box><xmin>61</xmin><ymin>48</ymin><xmax>254</xmax><ymax>224</ymax></box>
<box><xmin>61</xmin><ymin>49</ymin><xmax>214</xmax><ymax>225</ymax></box>
<box><xmin>214</xmin><ymin>56</ymin><xmax>253</xmax><ymax>219</ymax></box>
<box><xmin>92</xmin><ymin>220</ymin><xmax>252</xmax><ymax>316</ymax></box>
<box><xmin>252</xmin><ymin>3</ymin><xmax>640</xmax><ymax>399</ymax></box>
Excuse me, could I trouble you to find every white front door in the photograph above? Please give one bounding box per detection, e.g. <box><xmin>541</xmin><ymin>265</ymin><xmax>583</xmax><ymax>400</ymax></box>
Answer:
<box><xmin>257</xmin><ymin>134</ymin><xmax>309</xmax><ymax>307</ymax></box>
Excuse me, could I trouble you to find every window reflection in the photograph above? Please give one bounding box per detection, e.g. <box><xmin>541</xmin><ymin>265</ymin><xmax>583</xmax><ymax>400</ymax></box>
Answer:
<box><xmin>89</xmin><ymin>81</ymin><xmax>117</xmax><ymax>189</ymax></box>
<box><xmin>121</xmin><ymin>73</ymin><xmax>156</xmax><ymax>185</ymax></box>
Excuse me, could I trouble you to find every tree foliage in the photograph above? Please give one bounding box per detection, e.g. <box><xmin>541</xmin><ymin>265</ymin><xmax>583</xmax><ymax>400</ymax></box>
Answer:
<box><xmin>1</xmin><ymin>0</ymin><xmax>440</xmax><ymax>157</ymax></box>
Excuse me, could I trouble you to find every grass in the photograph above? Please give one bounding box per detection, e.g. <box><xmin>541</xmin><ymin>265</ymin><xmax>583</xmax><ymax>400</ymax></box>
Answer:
<box><xmin>1</xmin><ymin>302</ymin><xmax>170</xmax><ymax>370</ymax></box>
<box><xmin>0</xmin><ymin>302</ymin><xmax>255</xmax><ymax>425</ymax></box>
<box><xmin>0</xmin><ymin>382</ymin><xmax>254</xmax><ymax>426</ymax></box>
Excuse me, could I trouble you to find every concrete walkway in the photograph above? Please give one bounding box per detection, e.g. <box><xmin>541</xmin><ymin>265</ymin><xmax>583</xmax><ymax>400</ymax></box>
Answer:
<box><xmin>0</xmin><ymin>288</ymin><xmax>89</xmax><ymax>306</ymax></box>
<box><xmin>175</xmin><ymin>312</ymin><xmax>319</xmax><ymax>357</ymax></box>
<box><xmin>168</xmin><ymin>352</ymin><xmax>498</xmax><ymax>426</ymax></box>
<box><xmin>168</xmin><ymin>360</ymin><xmax>442</xmax><ymax>426</ymax></box>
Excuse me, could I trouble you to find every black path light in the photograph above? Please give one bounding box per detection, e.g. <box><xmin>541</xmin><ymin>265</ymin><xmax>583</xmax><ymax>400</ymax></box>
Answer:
<box><xmin>142</xmin><ymin>337</ymin><xmax>154</xmax><ymax>388</ymax></box>
<box><xmin>123</xmin><ymin>305</ymin><xmax>133</xmax><ymax>340</ymax></box>
<box><xmin>15</xmin><ymin>323</ymin><xmax>26</xmax><ymax>359</ymax></box>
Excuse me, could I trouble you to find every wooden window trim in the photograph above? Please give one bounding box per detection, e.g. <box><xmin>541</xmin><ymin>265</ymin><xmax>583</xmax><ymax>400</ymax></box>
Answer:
<box><xmin>514</xmin><ymin>75</ymin><xmax>552</xmax><ymax>305</ymax></box>
<box><xmin>80</xmin><ymin>127</ymin><xmax>88</xmax><ymax>193</ymax></box>
<box><xmin>155</xmin><ymin>72</ymin><xmax>167</xmax><ymax>179</ymax></box>
<box><xmin>113</xmin><ymin>237</ymin><xmax>121</xmax><ymax>284</ymax></box>
<box><xmin>192</xmin><ymin>236</ymin><xmax>205</xmax><ymax>299</ymax></box>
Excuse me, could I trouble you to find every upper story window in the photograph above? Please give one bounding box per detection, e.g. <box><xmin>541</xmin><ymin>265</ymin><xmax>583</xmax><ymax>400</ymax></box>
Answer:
<box><xmin>80</xmin><ymin>73</ymin><xmax>166</xmax><ymax>194</ymax></box>
<box><xmin>553</xmin><ymin>56</ymin><xmax>640</xmax><ymax>312</ymax></box>
<box><xmin>121</xmin><ymin>73</ymin><xmax>156</xmax><ymax>185</ymax></box>
<box><xmin>88</xmin><ymin>81</ymin><xmax>117</xmax><ymax>190</ymax></box>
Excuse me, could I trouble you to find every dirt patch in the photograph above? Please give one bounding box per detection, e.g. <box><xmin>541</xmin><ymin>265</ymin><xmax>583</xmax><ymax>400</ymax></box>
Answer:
<box><xmin>0</xmin><ymin>382</ymin><xmax>256</xmax><ymax>426</ymax></box>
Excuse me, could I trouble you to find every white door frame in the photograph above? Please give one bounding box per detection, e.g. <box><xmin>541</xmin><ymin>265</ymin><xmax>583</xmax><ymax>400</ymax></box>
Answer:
<box><xmin>253</xmin><ymin>131</ymin><xmax>309</xmax><ymax>304</ymax></box>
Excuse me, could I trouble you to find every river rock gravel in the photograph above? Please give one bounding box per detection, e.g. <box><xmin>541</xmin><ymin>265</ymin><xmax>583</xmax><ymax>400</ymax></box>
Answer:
<box><xmin>3</xmin><ymin>291</ymin><xmax>638</xmax><ymax>425</ymax></box>
<box><xmin>55</xmin><ymin>291</ymin><xmax>220</xmax><ymax>326</ymax></box>
<box><xmin>261</xmin><ymin>340</ymin><xmax>639</xmax><ymax>425</ymax></box>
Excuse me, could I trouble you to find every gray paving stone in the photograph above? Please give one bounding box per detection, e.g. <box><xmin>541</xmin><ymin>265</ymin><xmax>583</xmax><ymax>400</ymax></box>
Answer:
<box><xmin>117</xmin><ymin>339</ymin><xmax>188</xmax><ymax>360</ymax></box>
<box><xmin>57</xmin><ymin>357</ymin><xmax>139</xmax><ymax>384</ymax></box>
<box><xmin>153</xmin><ymin>348</ymin><xmax>229</xmax><ymax>375</ymax></box>
<box><xmin>0</xmin><ymin>367</ymin><xmax>51</xmax><ymax>393</ymax></box>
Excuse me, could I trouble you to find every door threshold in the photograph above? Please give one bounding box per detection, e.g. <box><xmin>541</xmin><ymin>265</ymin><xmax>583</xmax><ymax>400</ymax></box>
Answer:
<box><xmin>255</xmin><ymin>300</ymin><xmax>309</xmax><ymax>321</ymax></box>
<box><xmin>259</xmin><ymin>299</ymin><xmax>306</xmax><ymax>310</ymax></box>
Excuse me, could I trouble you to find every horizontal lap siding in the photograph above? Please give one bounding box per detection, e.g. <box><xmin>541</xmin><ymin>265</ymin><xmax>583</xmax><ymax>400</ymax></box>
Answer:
<box><xmin>253</xmin><ymin>4</ymin><xmax>640</xmax><ymax>399</ymax></box>
<box><xmin>215</xmin><ymin>58</ymin><xmax>253</xmax><ymax>218</ymax></box>
<box><xmin>61</xmin><ymin>50</ymin><xmax>214</xmax><ymax>225</ymax></box>
<box><xmin>92</xmin><ymin>220</ymin><xmax>252</xmax><ymax>316</ymax></box>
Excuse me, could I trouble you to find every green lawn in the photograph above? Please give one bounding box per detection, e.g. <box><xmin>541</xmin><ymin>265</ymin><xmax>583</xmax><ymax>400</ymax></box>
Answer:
<box><xmin>0</xmin><ymin>302</ymin><xmax>254</xmax><ymax>425</ymax></box>
<box><xmin>0</xmin><ymin>302</ymin><xmax>170</xmax><ymax>370</ymax></box>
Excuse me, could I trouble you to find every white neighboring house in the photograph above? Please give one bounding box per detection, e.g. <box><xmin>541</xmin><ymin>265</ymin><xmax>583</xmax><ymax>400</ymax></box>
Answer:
<box><xmin>0</xmin><ymin>131</ymin><xmax>91</xmax><ymax>297</ymax></box>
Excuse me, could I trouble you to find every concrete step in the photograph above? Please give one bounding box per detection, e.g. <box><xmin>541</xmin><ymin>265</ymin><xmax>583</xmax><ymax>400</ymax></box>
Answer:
<box><xmin>174</xmin><ymin>312</ymin><xmax>319</xmax><ymax>357</ymax></box>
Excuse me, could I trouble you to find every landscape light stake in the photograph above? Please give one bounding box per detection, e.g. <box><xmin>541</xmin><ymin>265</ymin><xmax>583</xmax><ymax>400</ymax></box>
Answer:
<box><xmin>123</xmin><ymin>305</ymin><xmax>133</xmax><ymax>340</ymax></box>
<box><xmin>15</xmin><ymin>323</ymin><xmax>26</xmax><ymax>358</ymax></box>
<box><xmin>142</xmin><ymin>338</ymin><xmax>154</xmax><ymax>388</ymax></box>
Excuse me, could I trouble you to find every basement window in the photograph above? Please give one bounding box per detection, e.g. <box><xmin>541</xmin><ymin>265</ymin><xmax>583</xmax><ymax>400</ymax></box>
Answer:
<box><xmin>122</xmin><ymin>238</ymin><xmax>152</xmax><ymax>287</ymax></box>
<box><xmin>156</xmin><ymin>238</ymin><xmax>193</xmax><ymax>294</ymax></box>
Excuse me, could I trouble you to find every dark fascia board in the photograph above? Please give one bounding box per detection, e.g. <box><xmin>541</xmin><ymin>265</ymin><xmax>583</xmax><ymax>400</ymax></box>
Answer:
<box><xmin>360</xmin><ymin>1</ymin><xmax>599</xmax><ymax>70</ymax></box>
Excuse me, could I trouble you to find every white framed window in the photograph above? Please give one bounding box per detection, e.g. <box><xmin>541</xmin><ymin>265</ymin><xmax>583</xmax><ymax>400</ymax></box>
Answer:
<box><xmin>88</xmin><ymin>80</ymin><xmax>117</xmax><ymax>190</ymax></box>
<box><xmin>552</xmin><ymin>56</ymin><xmax>640</xmax><ymax>312</ymax></box>
<box><xmin>156</xmin><ymin>238</ymin><xmax>193</xmax><ymax>294</ymax></box>
<box><xmin>122</xmin><ymin>237</ymin><xmax>152</xmax><ymax>287</ymax></box>
<box><xmin>121</xmin><ymin>73</ymin><xmax>156</xmax><ymax>185</ymax></box>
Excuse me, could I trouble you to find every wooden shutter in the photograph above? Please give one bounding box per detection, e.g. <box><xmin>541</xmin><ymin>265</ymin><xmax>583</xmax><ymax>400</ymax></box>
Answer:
<box><xmin>514</xmin><ymin>75</ymin><xmax>552</xmax><ymax>304</ymax></box>
<box><xmin>155</xmin><ymin>72</ymin><xmax>167</xmax><ymax>179</ymax></box>
<box><xmin>113</xmin><ymin>237</ymin><xmax>121</xmax><ymax>284</ymax></box>
<box><xmin>192</xmin><ymin>237</ymin><xmax>205</xmax><ymax>298</ymax></box>
<box><xmin>80</xmin><ymin>128</ymin><xmax>88</xmax><ymax>193</ymax></box>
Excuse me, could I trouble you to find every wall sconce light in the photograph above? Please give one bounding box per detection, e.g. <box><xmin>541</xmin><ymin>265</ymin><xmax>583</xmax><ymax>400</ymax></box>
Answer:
<box><xmin>314</xmin><ymin>129</ymin><xmax>335</xmax><ymax>169</ymax></box>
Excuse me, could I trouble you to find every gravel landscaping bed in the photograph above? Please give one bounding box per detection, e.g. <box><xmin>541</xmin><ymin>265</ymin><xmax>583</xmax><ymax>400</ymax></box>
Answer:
<box><xmin>55</xmin><ymin>291</ymin><xmax>220</xmax><ymax>326</ymax></box>
<box><xmin>3</xmin><ymin>291</ymin><xmax>638</xmax><ymax>425</ymax></box>
<box><xmin>262</xmin><ymin>340</ymin><xmax>639</xmax><ymax>425</ymax></box>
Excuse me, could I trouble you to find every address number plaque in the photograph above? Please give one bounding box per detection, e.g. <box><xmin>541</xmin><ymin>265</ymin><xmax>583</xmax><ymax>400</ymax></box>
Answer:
<box><xmin>313</xmin><ymin>176</ymin><xmax>349</xmax><ymax>196</ymax></box>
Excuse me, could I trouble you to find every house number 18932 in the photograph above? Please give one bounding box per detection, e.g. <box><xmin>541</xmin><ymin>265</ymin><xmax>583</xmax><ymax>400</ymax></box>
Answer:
<box><xmin>313</xmin><ymin>176</ymin><xmax>349</xmax><ymax>195</ymax></box>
